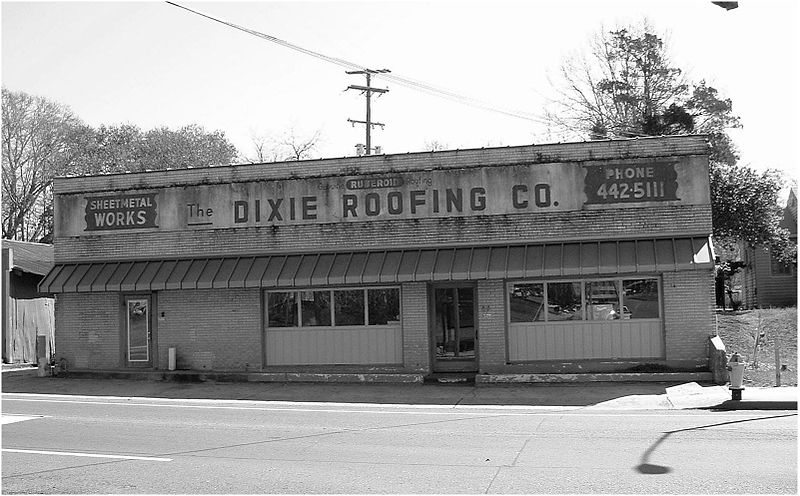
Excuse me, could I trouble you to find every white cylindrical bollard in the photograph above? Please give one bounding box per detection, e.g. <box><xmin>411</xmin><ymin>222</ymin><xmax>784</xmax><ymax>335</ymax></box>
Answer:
<box><xmin>728</xmin><ymin>351</ymin><xmax>745</xmax><ymax>400</ymax></box>
<box><xmin>729</xmin><ymin>361</ymin><xmax>745</xmax><ymax>389</ymax></box>
<box><xmin>168</xmin><ymin>347</ymin><xmax>176</xmax><ymax>371</ymax></box>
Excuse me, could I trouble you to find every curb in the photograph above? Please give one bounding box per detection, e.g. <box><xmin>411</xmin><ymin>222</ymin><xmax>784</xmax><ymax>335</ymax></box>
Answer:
<box><xmin>1</xmin><ymin>368</ymin><xmax>38</xmax><ymax>378</ymax></box>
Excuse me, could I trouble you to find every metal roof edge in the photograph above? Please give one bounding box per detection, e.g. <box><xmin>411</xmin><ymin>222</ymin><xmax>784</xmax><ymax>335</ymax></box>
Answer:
<box><xmin>52</xmin><ymin>135</ymin><xmax>710</xmax><ymax>194</ymax></box>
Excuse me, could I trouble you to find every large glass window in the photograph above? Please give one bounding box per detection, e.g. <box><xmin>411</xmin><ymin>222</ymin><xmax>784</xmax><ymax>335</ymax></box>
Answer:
<box><xmin>509</xmin><ymin>278</ymin><xmax>660</xmax><ymax>323</ymax></box>
<box><xmin>510</xmin><ymin>283</ymin><xmax>545</xmax><ymax>323</ymax></box>
<box><xmin>334</xmin><ymin>289</ymin><xmax>365</xmax><ymax>326</ymax></box>
<box><xmin>586</xmin><ymin>280</ymin><xmax>620</xmax><ymax>320</ymax></box>
<box><xmin>300</xmin><ymin>290</ymin><xmax>331</xmax><ymax>326</ymax></box>
<box><xmin>547</xmin><ymin>282</ymin><xmax>583</xmax><ymax>321</ymax></box>
<box><xmin>268</xmin><ymin>292</ymin><xmax>298</xmax><ymax>327</ymax></box>
<box><xmin>368</xmin><ymin>288</ymin><xmax>400</xmax><ymax>325</ymax></box>
<box><xmin>622</xmin><ymin>279</ymin><xmax>660</xmax><ymax>319</ymax></box>
<box><xmin>267</xmin><ymin>287</ymin><xmax>400</xmax><ymax>328</ymax></box>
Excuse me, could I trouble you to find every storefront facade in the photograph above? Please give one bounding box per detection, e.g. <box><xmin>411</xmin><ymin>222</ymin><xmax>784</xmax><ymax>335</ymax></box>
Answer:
<box><xmin>41</xmin><ymin>136</ymin><xmax>716</xmax><ymax>380</ymax></box>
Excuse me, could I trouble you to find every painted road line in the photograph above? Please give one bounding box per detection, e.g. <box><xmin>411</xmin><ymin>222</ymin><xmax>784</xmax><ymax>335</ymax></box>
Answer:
<box><xmin>0</xmin><ymin>414</ymin><xmax>47</xmax><ymax>425</ymax></box>
<box><xmin>2</xmin><ymin>448</ymin><xmax>172</xmax><ymax>462</ymax></box>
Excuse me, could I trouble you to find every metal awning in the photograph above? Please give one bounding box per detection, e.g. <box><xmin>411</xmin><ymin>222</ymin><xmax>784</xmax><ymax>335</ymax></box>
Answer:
<box><xmin>39</xmin><ymin>237</ymin><xmax>714</xmax><ymax>293</ymax></box>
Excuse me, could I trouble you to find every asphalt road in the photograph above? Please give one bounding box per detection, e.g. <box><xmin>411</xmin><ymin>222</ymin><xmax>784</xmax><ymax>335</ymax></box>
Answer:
<box><xmin>1</xmin><ymin>393</ymin><xmax>797</xmax><ymax>494</ymax></box>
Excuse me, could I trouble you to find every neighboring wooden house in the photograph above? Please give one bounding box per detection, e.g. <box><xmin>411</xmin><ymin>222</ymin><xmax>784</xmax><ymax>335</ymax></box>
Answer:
<box><xmin>2</xmin><ymin>239</ymin><xmax>55</xmax><ymax>364</ymax></box>
<box><xmin>739</xmin><ymin>188</ymin><xmax>798</xmax><ymax>308</ymax></box>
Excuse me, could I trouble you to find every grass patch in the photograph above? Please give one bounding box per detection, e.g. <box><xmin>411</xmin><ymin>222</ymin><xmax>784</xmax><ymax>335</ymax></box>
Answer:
<box><xmin>716</xmin><ymin>307</ymin><xmax>797</xmax><ymax>387</ymax></box>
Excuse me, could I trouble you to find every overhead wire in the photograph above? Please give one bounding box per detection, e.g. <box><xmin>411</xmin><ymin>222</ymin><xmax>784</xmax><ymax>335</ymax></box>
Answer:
<box><xmin>165</xmin><ymin>1</ymin><xmax>549</xmax><ymax>126</ymax></box>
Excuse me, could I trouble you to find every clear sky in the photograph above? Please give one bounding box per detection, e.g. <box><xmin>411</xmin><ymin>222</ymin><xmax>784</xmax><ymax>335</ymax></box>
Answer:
<box><xmin>2</xmin><ymin>0</ymin><xmax>798</xmax><ymax>179</ymax></box>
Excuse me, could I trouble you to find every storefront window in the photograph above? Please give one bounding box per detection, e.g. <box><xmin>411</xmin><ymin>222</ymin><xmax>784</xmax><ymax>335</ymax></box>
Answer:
<box><xmin>509</xmin><ymin>278</ymin><xmax>661</xmax><ymax>322</ymax></box>
<box><xmin>622</xmin><ymin>279</ymin><xmax>660</xmax><ymax>318</ymax></box>
<box><xmin>268</xmin><ymin>292</ymin><xmax>298</xmax><ymax>327</ymax></box>
<box><xmin>509</xmin><ymin>283</ymin><xmax>545</xmax><ymax>322</ymax></box>
<box><xmin>334</xmin><ymin>289</ymin><xmax>365</xmax><ymax>326</ymax></box>
<box><xmin>586</xmin><ymin>280</ymin><xmax>620</xmax><ymax>320</ymax></box>
<box><xmin>547</xmin><ymin>282</ymin><xmax>583</xmax><ymax>321</ymax></box>
<box><xmin>301</xmin><ymin>290</ymin><xmax>331</xmax><ymax>326</ymax></box>
<box><xmin>267</xmin><ymin>287</ymin><xmax>401</xmax><ymax>328</ymax></box>
<box><xmin>368</xmin><ymin>288</ymin><xmax>400</xmax><ymax>325</ymax></box>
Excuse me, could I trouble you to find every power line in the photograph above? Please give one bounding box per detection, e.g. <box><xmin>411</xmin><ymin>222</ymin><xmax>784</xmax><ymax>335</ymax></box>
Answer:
<box><xmin>165</xmin><ymin>2</ymin><xmax>549</xmax><ymax>126</ymax></box>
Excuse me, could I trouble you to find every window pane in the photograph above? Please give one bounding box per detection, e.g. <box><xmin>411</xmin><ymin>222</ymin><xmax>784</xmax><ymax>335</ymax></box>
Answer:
<box><xmin>300</xmin><ymin>290</ymin><xmax>331</xmax><ymax>326</ymax></box>
<box><xmin>510</xmin><ymin>283</ymin><xmax>545</xmax><ymax>322</ymax></box>
<box><xmin>623</xmin><ymin>279</ymin><xmax>660</xmax><ymax>319</ymax></box>
<box><xmin>547</xmin><ymin>282</ymin><xmax>582</xmax><ymax>321</ymax></box>
<box><xmin>334</xmin><ymin>289</ymin><xmax>365</xmax><ymax>326</ymax></box>
<box><xmin>268</xmin><ymin>292</ymin><xmax>297</xmax><ymax>327</ymax></box>
<box><xmin>368</xmin><ymin>288</ymin><xmax>400</xmax><ymax>325</ymax></box>
<box><xmin>127</xmin><ymin>299</ymin><xmax>149</xmax><ymax>361</ymax></box>
<box><xmin>457</xmin><ymin>288</ymin><xmax>476</xmax><ymax>357</ymax></box>
<box><xmin>586</xmin><ymin>280</ymin><xmax>620</xmax><ymax>320</ymax></box>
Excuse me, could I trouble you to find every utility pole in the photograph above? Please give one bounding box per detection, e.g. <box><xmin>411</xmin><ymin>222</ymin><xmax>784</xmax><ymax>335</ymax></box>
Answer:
<box><xmin>346</xmin><ymin>69</ymin><xmax>389</xmax><ymax>155</ymax></box>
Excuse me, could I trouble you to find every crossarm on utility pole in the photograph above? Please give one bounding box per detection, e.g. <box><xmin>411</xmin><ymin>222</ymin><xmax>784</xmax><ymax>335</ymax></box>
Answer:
<box><xmin>345</xmin><ymin>69</ymin><xmax>390</xmax><ymax>155</ymax></box>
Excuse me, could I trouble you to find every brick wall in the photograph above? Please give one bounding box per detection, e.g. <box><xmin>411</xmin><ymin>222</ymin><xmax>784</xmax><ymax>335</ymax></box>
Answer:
<box><xmin>477</xmin><ymin>280</ymin><xmax>507</xmax><ymax>373</ymax></box>
<box><xmin>55</xmin><ymin>293</ymin><xmax>120</xmax><ymax>369</ymax></box>
<box><xmin>662</xmin><ymin>270</ymin><xmax>716</xmax><ymax>365</ymax></box>
<box><xmin>400</xmin><ymin>282</ymin><xmax>430</xmax><ymax>373</ymax></box>
<box><xmin>157</xmin><ymin>289</ymin><xmax>262</xmax><ymax>371</ymax></box>
<box><xmin>55</xmin><ymin>205</ymin><xmax>712</xmax><ymax>262</ymax></box>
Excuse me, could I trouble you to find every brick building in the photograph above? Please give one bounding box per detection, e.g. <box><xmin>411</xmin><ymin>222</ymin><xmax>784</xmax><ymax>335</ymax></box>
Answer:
<box><xmin>40</xmin><ymin>135</ymin><xmax>716</xmax><ymax>381</ymax></box>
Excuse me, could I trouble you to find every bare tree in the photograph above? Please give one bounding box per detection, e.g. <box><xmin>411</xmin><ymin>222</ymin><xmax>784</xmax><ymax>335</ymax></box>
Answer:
<box><xmin>249</xmin><ymin>133</ymin><xmax>281</xmax><ymax>163</ymax></box>
<box><xmin>2</xmin><ymin>88</ymin><xmax>86</xmax><ymax>241</ymax></box>
<box><xmin>282</xmin><ymin>129</ymin><xmax>321</xmax><ymax>161</ymax></box>
<box><xmin>423</xmin><ymin>140</ymin><xmax>449</xmax><ymax>152</ymax></box>
<box><xmin>247</xmin><ymin>128</ymin><xmax>322</xmax><ymax>163</ymax></box>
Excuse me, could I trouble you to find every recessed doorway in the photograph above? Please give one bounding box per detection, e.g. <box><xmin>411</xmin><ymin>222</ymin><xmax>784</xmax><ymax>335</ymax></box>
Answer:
<box><xmin>431</xmin><ymin>285</ymin><xmax>478</xmax><ymax>373</ymax></box>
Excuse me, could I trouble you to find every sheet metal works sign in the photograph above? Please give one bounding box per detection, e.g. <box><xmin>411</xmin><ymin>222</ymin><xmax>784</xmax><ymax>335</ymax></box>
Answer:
<box><xmin>584</xmin><ymin>163</ymin><xmax>679</xmax><ymax>204</ymax></box>
<box><xmin>84</xmin><ymin>193</ymin><xmax>158</xmax><ymax>231</ymax></box>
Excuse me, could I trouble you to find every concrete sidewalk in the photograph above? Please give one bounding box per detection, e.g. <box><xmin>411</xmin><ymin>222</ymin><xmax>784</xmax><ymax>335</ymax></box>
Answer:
<box><xmin>2</xmin><ymin>367</ymin><xmax>796</xmax><ymax>411</ymax></box>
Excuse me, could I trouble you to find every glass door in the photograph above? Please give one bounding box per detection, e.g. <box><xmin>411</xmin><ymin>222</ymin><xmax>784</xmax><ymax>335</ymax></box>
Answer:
<box><xmin>126</xmin><ymin>297</ymin><xmax>152</xmax><ymax>366</ymax></box>
<box><xmin>432</xmin><ymin>286</ymin><xmax>477</xmax><ymax>372</ymax></box>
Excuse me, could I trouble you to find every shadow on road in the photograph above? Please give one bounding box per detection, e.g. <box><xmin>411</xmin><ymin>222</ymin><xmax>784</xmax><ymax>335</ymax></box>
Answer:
<box><xmin>635</xmin><ymin>413</ymin><xmax>797</xmax><ymax>475</ymax></box>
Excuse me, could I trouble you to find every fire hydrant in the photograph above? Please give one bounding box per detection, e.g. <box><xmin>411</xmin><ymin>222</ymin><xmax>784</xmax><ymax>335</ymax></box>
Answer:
<box><xmin>727</xmin><ymin>352</ymin><xmax>745</xmax><ymax>400</ymax></box>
